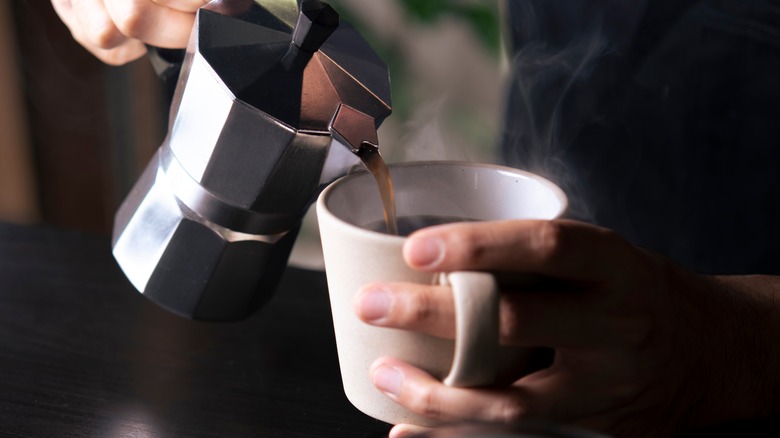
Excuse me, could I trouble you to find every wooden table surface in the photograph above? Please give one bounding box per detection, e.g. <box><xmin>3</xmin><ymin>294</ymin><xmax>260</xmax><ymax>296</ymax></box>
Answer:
<box><xmin>0</xmin><ymin>221</ymin><xmax>389</xmax><ymax>437</ymax></box>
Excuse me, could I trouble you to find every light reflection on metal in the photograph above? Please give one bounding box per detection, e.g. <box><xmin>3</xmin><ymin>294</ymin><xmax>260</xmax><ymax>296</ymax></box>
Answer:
<box><xmin>112</xmin><ymin>0</ymin><xmax>391</xmax><ymax>321</ymax></box>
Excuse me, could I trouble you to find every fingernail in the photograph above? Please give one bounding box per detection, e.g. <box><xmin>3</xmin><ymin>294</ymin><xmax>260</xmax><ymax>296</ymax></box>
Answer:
<box><xmin>357</xmin><ymin>288</ymin><xmax>392</xmax><ymax>321</ymax></box>
<box><xmin>373</xmin><ymin>365</ymin><xmax>403</xmax><ymax>396</ymax></box>
<box><xmin>405</xmin><ymin>236</ymin><xmax>444</xmax><ymax>268</ymax></box>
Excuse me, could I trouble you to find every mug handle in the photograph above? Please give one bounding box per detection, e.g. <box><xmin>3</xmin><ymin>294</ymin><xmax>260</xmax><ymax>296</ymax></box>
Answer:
<box><xmin>440</xmin><ymin>271</ymin><xmax>499</xmax><ymax>387</ymax></box>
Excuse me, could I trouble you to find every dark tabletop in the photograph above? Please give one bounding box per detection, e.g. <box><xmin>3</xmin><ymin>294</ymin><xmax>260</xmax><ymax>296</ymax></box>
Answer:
<box><xmin>0</xmin><ymin>221</ymin><xmax>390</xmax><ymax>437</ymax></box>
<box><xmin>4</xmin><ymin>221</ymin><xmax>780</xmax><ymax>438</ymax></box>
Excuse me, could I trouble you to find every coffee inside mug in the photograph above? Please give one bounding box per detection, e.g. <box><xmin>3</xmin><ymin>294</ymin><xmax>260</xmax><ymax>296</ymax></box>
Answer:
<box><xmin>364</xmin><ymin>215</ymin><xmax>479</xmax><ymax>236</ymax></box>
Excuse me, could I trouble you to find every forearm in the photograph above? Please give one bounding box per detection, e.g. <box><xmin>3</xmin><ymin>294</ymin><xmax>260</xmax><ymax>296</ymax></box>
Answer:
<box><xmin>686</xmin><ymin>273</ymin><xmax>780</xmax><ymax>427</ymax></box>
<box><xmin>714</xmin><ymin>274</ymin><xmax>780</xmax><ymax>406</ymax></box>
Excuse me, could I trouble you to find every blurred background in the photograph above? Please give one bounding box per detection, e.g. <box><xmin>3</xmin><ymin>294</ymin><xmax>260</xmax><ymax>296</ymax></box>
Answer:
<box><xmin>0</xmin><ymin>0</ymin><xmax>504</xmax><ymax>268</ymax></box>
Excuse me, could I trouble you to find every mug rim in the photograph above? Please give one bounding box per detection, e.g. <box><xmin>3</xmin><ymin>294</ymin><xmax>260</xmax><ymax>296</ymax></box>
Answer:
<box><xmin>317</xmin><ymin>160</ymin><xmax>568</xmax><ymax>240</ymax></box>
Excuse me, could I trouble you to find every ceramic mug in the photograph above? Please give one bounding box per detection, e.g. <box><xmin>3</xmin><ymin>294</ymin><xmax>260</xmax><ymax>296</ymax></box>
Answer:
<box><xmin>316</xmin><ymin>161</ymin><xmax>567</xmax><ymax>426</ymax></box>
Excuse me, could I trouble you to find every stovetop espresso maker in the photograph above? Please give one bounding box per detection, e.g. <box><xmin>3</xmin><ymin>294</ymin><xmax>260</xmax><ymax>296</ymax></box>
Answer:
<box><xmin>112</xmin><ymin>0</ymin><xmax>392</xmax><ymax>321</ymax></box>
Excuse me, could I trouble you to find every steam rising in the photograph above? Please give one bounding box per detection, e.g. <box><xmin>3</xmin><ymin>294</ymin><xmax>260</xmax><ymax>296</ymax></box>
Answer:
<box><xmin>498</xmin><ymin>1</ymin><xmax>780</xmax><ymax>276</ymax></box>
<box><xmin>500</xmin><ymin>1</ymin><xmax>645</xmax><ymax>223</ymax></box>
<box><xmin>504</xmin><ymin>34</ymin><xmax>609</xmax><ymax>174</ymax></box>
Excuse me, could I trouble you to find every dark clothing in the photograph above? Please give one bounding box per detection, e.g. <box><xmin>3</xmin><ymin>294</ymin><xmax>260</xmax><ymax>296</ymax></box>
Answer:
<box><xmin>501</xmin><ymin>0</ymin><xmax>780</xmax><ymax>275</ymax></box>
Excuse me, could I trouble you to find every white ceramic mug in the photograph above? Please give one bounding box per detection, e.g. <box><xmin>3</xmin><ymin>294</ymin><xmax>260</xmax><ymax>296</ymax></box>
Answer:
<box><xmin>316</xmin><ymin>161</ymin><xmax>567</xmax><ymax>426</ymax></box>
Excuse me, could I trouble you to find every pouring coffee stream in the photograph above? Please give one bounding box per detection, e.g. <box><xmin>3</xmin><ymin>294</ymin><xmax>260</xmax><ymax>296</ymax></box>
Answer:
<box><xmin>357</xmin><ymin>143</ymin><xmax>399</xmax><ymax>235</ymax></box>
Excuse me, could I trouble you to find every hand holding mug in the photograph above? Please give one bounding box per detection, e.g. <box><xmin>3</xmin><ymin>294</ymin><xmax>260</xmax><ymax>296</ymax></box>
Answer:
<box><xmin>360</xmin><ymin>219</ymin><xmax>780</xmax><ymax>437</ymax></box>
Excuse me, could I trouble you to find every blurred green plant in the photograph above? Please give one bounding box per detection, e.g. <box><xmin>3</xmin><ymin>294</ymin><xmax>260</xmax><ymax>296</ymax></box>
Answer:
<box><xmin>399</xmin><ymin>0</ymin><xmax>500</xmax><ymax>55</ymax></box>
<box><xmin>326</xmin><ymin>0</ymin><xmax>502</xmax><ymax>162</ymax></box>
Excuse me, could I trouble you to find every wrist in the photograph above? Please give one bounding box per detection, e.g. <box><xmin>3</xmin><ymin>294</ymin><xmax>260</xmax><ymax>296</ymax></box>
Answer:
<box><xmin>680</xmin><ymin>273</ymin><xmax>780</xmax><ymax>427</ymax></box>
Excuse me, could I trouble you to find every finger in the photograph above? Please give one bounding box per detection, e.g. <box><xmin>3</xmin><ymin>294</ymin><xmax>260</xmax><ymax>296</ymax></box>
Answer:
<box><xmin>403</xmin><ymin>219</ymin><xmax>633</xmax><ymax>282</ymax></box>
<box><xmin>104</xmin><ymin>0</ymin><xmax>198</xmax><ymax>48</ymax></box>
<box><xmin>81</xmin><ymin>39</ymin><xmax>149</xmax><ymax>65</ymax></box>
<box><xmin>498</xmin><ymin>290</ymin><xmax>628</xmax><ymax>347</ymax></box>
<box><xmin>355</xmin><ymin>282</ymin><xmax>620</xmax><ymax>348</ymax></box>
<box><xmin>373</xmin><ymin>356</ymin><xmax>625</xmax><ymax>432</ymax></box>
<box><xmin>152</xmin><ymin>0</ymin><xmax>209</xmax><ymax>13</ymax></box>
<box><xmin>510</xmin><ymin>352</ymin><xmax>646</xmax><ymax>433</ymax></box>
<box><xmin>389</xmin><ymin>424</ymin><xmax>430</xmax><ymax>438</ymax></box>
<box><xmin>53</xmin><ymin>0</ymin><xmax>148</xmax><ymax>64</ymax></box>
<box><xmin>354</xmin><ymin>283</ymin><xmax>456</xmax><ymax>339</ymax></box>
<box><xmin>61</xmin><ymin>0</ymin><xmax>129</xmax><ymax>49</ymax></box>
<box><xmin>370</xmin><ymin>357</ymin><xmax>533</xmax><ymax>424</ymax></box>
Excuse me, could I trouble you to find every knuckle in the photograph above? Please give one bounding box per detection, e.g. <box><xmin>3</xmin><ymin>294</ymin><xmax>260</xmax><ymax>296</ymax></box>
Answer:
<box><xmin>113</xmin><ymin>3</ymin><xmax>150</xmax><ymax>39</ymax></box>
<box><xmin>411</xmin><ymin>292</ymin><xmax>435</xmax><ymax>326</ymax></box>
<box><xmin>494</xmin><ymin>397</ymin><xmax>525</xmax><ymax>423</ymax></box>
<box><xmin>394</xmin><ymin>289</ymin><xmax>435</xmax><ymax>327</ymax></box>
<box><xmin>531</xmin><ymin>220</ymin><xmax>565</xmax><ymax>262</ymax></box>
<box><xmin>420</xmin><ymin>387</ymin><xmax>446</xmax><ymax>419</ymax></box>
<box><xmin>616</xmin><ymin>316</ymin><xmax>654</xmax><ymax>348</ymax></box>
<box><xmin>498</xmin><ymin>296</ymin><xmax>522</xmax><ymax>343</ymax></box>
<box><xmin>89</xmin><ymin>21</ymin><xmax>124</xmax><ymax>49</ymax></box>
<box><xmin>449</xmin><ymin>229</ymin><xmax>487</xmax><ymax>266</ymax></box>
<box><xmin>407</xmin><ymin>386</ymin><xmax>445</xmax><ymax>419</ymax></box>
